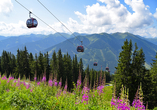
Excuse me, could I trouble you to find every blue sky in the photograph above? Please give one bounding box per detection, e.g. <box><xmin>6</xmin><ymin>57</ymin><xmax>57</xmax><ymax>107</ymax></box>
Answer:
<box><xmin>0</xmin><ymin>0</ymin><xmax>157</xmax><ymax>38</ymax></box>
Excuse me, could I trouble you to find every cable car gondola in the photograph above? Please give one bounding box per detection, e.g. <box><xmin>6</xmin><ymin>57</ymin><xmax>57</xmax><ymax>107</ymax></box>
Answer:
<box><xmin>93</xmin><ymin>62</ymin><xmax>98</xmax><ymax>66</ymax></box>
<box><xmin>77</xmin><ymin>41</ymin><xmax>84</xmax><ymax>52</ymax></box>
<box><xmin>106</xmin><ymin>67</ymin><xmax>109</xmax><ymax>70</ymax></box>
<box><xmin>26</xmin><ymin>12</ymin><xmax>38</xmax><ymax>28</ymax></box>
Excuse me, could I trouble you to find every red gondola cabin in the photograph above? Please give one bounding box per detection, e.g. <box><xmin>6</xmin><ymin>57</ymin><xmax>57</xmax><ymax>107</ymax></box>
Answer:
<box><xmin>26</xmin><ymin>18</ymin><xmax>38</xmax><ymax>28</ymax></box>
<box><xmin>93</xmin><ymin>62</ymin><xmax>97</xmax><ymax>66</ymax></box>
<box><xmin>77</xmin><ymin>46</ymin><xmax>84</xmax><ymax>52</ymax></box>
<box><xmin>106</xmin><ymin>67</ymin><xmax>109</xmax><ymax>70</ymax></box>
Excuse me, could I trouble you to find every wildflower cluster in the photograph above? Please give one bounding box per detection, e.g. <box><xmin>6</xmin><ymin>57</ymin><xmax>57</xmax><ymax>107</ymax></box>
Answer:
<box><xmin>111</xmin><ymin>97</ymin><xmax>130</xmax><ymax>110</ymax></box>
<box><xmin>97</xmin><ymin>85</ymin><xmax>104</xmax><ymax>95</ymax></box>
<box><xmin>132</xmin><ymin>99</ymin><xmax>145</xmax><ymax>109</ymax></box>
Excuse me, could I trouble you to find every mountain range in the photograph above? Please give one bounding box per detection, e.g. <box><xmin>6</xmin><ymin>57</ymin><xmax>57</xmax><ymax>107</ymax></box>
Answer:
<box><xmin>0</xmin><ymin>32</ymin><xmax>157</xmax><ymax>74</ymax></box>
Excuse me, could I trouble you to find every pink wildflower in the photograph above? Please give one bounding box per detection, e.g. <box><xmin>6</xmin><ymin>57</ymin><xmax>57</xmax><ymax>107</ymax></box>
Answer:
<box><xmin>26</xmin><ymin>84</ymin><xmax>30</xmax><ymax>89</ymax></box>
<box><xmin>7</xmin><ymin>80</ymin><xmax>10</xmax><ymax>83</ymax></box>
<box><xmin>59</xmin><ymin>82</ymin><xmax>62</xmax><ymax>87</ymax></box>
<box><xmin>48</xmin><ymin>80</ymin><xmax>53</xmax><ymax>86</ymax></box>
<box><xmin>54</xmin><ymin>82</ymin><xmax>58</xmax><ymax>86</ymax></box>
<box><xmin>64</xmin><ymin>85</ymin><xmax>67</xmax><ymax>90</ymax></box>
<box><xmin>30</xmin><ymin>89</ymin><xmax>33</xmax><ymax>92</ymax></box>
<box><xmin>37</xmin><ymin>82</ymin><xmax>40</xmax><ymax>86</ymax></box>
<box><xmin>82</xmin><ymin>86</ymin><xmax>89</xmax><ymax>94</ymax></box>
<box><xmin>42</xmin><ymin>76</ymin><xmax>46</xmax><ymax>82</ymax></box>
<box><xmin>97</xmin><ymin>85</ymin><xmax>104</xmax><ymax>95</ymax></box>
<box><xmin>81</xmin><ymin>93</ymin><xmax>89</xmax><ymax>104</ymax></box>
<box><xmin>23</xmin><ymin>82</ymin><xmax>26</xmax><ymax>86</ymax></box>
<box><xmin>77</xmin><ymin>80</ymin><xmax>81</xmax><ymax>88</ymax></box>
<box><xmin>6</xmin><ymin>89</ymin><xmax>9</xmax><ymax>92</ymax></box>
<box><xmin>34</xmin><ymin>77</ymin><xmax>37</xmax><ymax>81</ymax></box>
<box><xmin>2</xmin><ymin>76</ymin><xmax>7</xmax><ymax>80</ymax></box>
<box><xmin>16</xmin><ymin>82</ymin><xmax>20</xmax><ymax>87</ymax></box>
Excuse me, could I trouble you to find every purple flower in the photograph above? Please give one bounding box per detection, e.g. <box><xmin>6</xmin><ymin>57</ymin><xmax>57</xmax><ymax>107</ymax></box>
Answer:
<box><xmin>2</xmin><ymin>76</ymin><xmax>7</xmax><ymax>80</ymax></box>
<box><xmin>82</xmin><ymin>86</ymin><xmax>89</xmax><ymax>94</ymax></box>
<box><xmin>7</xmin><ymin>80</ymin><xmax>10</xmax><ymax>83</ymax></box>
<box><xmin>64</xmin><ymin>85</ymin><xmax>67</xmax><ymax>90</ymax></box>
<box><xmin>23</xmin><ymin>82</ymin><xmax>26</xmax><ymax>86</ymax></box>
<box><xmin>132</xmin><ymin>99</ymin><xmax>145</xmax><ymax>109</ymax></box>
<box><xmin>59</xmin><ymin>82</ymin><xmax>62</xmax><ymax>87</ymax></box>
<box><xmin>48</xmin><ymin>80</ymin><xmax>53</xmax><ymax>86</ymax></box>
<box><xmin>37</xmin><ymin>82</ymin><xmax>40</xmax><ymax>86</ymax></box>
<box><xmin>34</xmin><ymin>77</ymin><xmax>37</xmax><ymax>81</ymax></box>
<box><xmin>77</xmin><ymin>80</ymin><xmax>81</xmax><ymax>88</ymax></box>
<box><xmin>81</xmin><ymin>93</ymin><xmax>89</xmax><ymax>104</ymax></box>
<box><xmin>8</xmin><ymin>76</ymin><xmax>14</xmax><ymax>80</ymax></box>
<box><xmin>63</xmin><ymin>90</ymin><xmax>66</xmax><ymax>95</ymax></box>
<box><xmin>42</xmin><ymin>76</ymin><xmax>46</xmax><ymax>82</ymax></box>
<box><xmin>111</xmin><ymin>98</ymin><xmax>117</xmax><ymax>106</ymax></box>
<box><xmin>111</xmin><ymin>97</ymin><xmax>130</xmax><ymax>109</ymax></box>
<box><xmin>97</xmin><ymin>85</ymin><xmax>104</xmax><ymax>95</ymax></box>
<box><xmin>30</xmin><ymin>89</ymin><xmax>33</xmax><ymax>92</ymax></box>
<box><xmin>13</xmin><ymin>80</ymin><xmax>16</xmax><ymax>83</ymax></box>
<box><xmin>16</xmin><ymin>82</ymin><xmax>20</xmax><ymax>87</ymax></box>
<box><xmin>26</xmin><ymin>84</ymin><xmax>30</xmax><ymax>89</ymax></box>
<box><xmin>54</xmin><ymin>82</ymin><xmax>58</xmax><ymax>86</ymax></box>
<box><xmin>6</xmin><ymin>89</ymin><xmax>9</xmax><ymax>92</ymax></box>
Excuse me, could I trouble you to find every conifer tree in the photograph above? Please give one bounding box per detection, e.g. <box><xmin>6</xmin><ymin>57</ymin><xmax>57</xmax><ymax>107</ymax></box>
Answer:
<box><xmin>114</xmin><ymin>39</ymin><xmax>132</xmax><ymax>97</ymax></box>
<box><xmin>57</xmin><ymin>49</ymin><xmax>64</xmax><ymax>81</ymax></box>
<box><xmin>72</xmin><ymin>55</ymin><xmax>79</xmax><ymax>84</ymax></box>
<box><xmin>50</xmin><ymin>50</ymin><xmax>57</xmax><ymax>79</ymax></box>
<box><xmin>150</xmin><ymin>53</ymin><xmax>157</xmax><ymax>108</ymax></box>
<box><xmin>35</xmin><ymin>53</ymin><xmax>39</xmax><ymax>80</ymax></box>
<box><xmin>15</xmin><ymin>49</ymin><xmax>21</xmax><ymax>78</ymax></box>
<box><xmin>29</xmin><ymin>52</ymin><xmax>35</xmax><ymax>81</ymax></box>
<box><xmin>23</xmin><ymin>46</ymin><xmax>30</xmax><ymax>79</ymax></box>
<box><xmin>38</xmin><ymin>52</ymin><xmax>44</xmax><ymax>77</ymax></box>
<box><xmin>115</xmin><ymin>39</ymin><xmax>152</xmax><ymax>107</ymax></box>
<box><xmin>44</xmin><ymin>52</ymin><xmax>50</xmax><ymax>81</ymax></box>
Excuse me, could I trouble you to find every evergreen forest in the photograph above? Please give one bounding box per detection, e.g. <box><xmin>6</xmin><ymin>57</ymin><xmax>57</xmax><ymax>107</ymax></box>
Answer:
<box><xmin>0</xmin><ymin>46</ymin><xmax>111</xmax><ymax>92</ymax></box>
<box><xmin>1</xmin><ymin>39</ymin><xmax>157</xmax><ymax>109</ymax></box>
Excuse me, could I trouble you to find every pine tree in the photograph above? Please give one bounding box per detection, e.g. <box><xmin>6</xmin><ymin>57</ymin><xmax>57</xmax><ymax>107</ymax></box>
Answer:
<box><xmin>50</xmin><ymin>50</ymin><xmax>57</xmax><ymax>79</ymax></box>
<box><xmin>57</xmin><ymin>49</ymin><xmax>64</xmax><ymax>81</ymax></box>
<box><xmin>115</xmin><ymin>39</ymin><xmax>153</xmax><ymax>108</ymax></box>
<box><xmin>114</xmin><ymin>39</ymin><xmax>132</xmax><ymax>97</ymax></box>
<box><xmin>23</xmin><ymin>46</ymin><xmax>30</xmax><ymax>79</ymax></box>
<box><xmin>29</xmin><ymin>52</ymin><xmax>35</xmax><ymax>81</ymax></box>
<box><xmin>150</xmin><ymin>53</ymin><xmax>157</xmax><ymax>108</ymax></box>
<box><xmin>38</xmin><ymin>52</ymin><xmax>44</xmax><ymax>77</ymax></box>
<box><xmin>44</xmin><ymin>52</ymin><xmax>50</xmax><ymax>81</ymax></box>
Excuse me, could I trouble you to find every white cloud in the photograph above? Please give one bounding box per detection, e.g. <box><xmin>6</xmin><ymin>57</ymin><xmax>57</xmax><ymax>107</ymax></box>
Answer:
<box><xmin>71</xmin><ymin>0</ymin><xmax>156</xmax><ymax>37</ymax></box>
<box><xmin>0</xmin><ymin>0</ymin><xmax>13</xmax><ymax>16</ymax></box>
<box><xmin>154</xmin><ymin>8</ymin><xmax>157</xmax><ymax>20</ymax></box>
<box><xmin>0</xmin><ymin>0</ymin><xmax>157</xmax><ymax>38</ymax></box>
<box><xmin>0</xmin><ymin>21</ymin><xmax>55</xmax><ymax>36</ymax></box>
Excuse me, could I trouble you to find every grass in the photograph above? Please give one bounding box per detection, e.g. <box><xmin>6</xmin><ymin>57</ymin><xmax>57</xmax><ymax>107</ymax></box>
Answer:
<box><xmin>0</xmin><ymin>75</ymin><xmax>113</xmax><ymax>110</ymax></box>
<box><xmin>0</xmin><ymin>74</ymin><xmax>152</xmax><ymax>110</ymax></box>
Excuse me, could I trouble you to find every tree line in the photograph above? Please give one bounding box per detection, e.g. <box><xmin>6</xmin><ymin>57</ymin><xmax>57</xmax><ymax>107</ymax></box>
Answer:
<box><xmin>0</xmin><ymin>46</ymin><xmax>112</xmax><ymax>91</ymax></box>
<box><xmin>114</xmin><ymin>39</ymin><xmax>157</xmax><ymax>109</ymax></box>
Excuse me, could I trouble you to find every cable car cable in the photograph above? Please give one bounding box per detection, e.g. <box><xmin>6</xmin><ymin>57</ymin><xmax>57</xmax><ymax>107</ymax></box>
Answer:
<box><xmin>37</xmin><ymin>0</ymin><xmax>82</xmax><ymax>42</ymax></box>
<box><xmin>37</xmin><ymin>0</ymin><xmax>104</xmax><ymax>63</ymax></box>
<box><xmin>15</xmin><ymin>0</ymin><xmax>107</xmax><ymax>70</ymax></box>
<box><xmin>15</xmin><ymin>0</ymin><xmax>96</xmax><ymax>63</ymax></box>
<box><xmin>15</xmin><ymin>0</ymin><xmax>76</xmax><ymax>46</ymax></box>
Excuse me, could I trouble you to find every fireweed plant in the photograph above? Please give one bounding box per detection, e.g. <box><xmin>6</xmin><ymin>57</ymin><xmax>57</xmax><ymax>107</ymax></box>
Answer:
<box><xmin>0</xmin><ymin>73</ymin><xmax>148</xmax><ymax>110</ymax></box>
